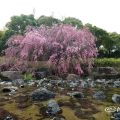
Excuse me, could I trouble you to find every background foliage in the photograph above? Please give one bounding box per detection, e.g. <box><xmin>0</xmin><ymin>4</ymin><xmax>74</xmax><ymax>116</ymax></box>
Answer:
<box><xmin>0</xmin><ymin>14</ymin><xmax>120</xmax><ymax>58</ymax></box>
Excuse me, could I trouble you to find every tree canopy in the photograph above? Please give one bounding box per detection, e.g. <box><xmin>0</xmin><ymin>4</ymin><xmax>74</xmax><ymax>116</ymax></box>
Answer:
<box><xmin>37</xmin><ymin>15</ymin><xmax>61</xmax><ymax>26</ymax></box>
<box><xmin>4</xmin><ymin>25</ymin><xmax>97</xmax><ymax>75</ymax></box>
<box><xmin>6</xmin><ymin>14</ymin><xmax>37</xmax><ymax>34</ymax></box>
<box><xmin>85</xmin><ymin>23</ymin><xmax>115</xmax><ymax>57</ymax></box>
<box><xmin>63</xmin><ymin>17</ymin><xmax>83</xmax><ymax>29</ymax></box>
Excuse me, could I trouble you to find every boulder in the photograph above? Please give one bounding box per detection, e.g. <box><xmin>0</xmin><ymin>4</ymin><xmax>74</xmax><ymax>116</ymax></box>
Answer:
<box><xmin>93</xmin><ymin>91</ymin><xmax>106</xmax><ymax>100</ymax></box>
<box><xmin>1</xmin><ymin>71</ymin><xmax>23</xmax><ymax>80</ymax></box>
<box><xmin>112</xmin><ymin>94</ymin><xmax>120</xmax><ymax>103</ymax></box>
<box><xmin>97</xmin><ymin>67</ymin><xmax>118</xmax><ymax>75</ymax></box>
<box><xmin>31</xmin><ymin>88</ymin><xmax>55</xmax><ymax>101</ymax></box>
<box><xmin>94</xmin><ymin>67</ymin><xmax>120</xmax><ymax>79</ymax></box>
<box><xmin>66</xmin><ymin>74</ymin><xmax>79</xmax><ymax>81</ymax></box>
<box><xmin>0</xmin><ymin>74</ymin><xmax>12</xmax><ymax>81</ymax></box>
<box><xmin>34</xmin><ymin>71</ymin><xmax>46</xmax><ymax>79</ymax></box>
<box><xmin>33</xmin><ymin>68</ymin><xmax>51</xmax><ymax>79</ymax></box>
<box><xmin>46</xmin><ymin>100</ymin><xmax>61</xmax><ymax>115</ymax></box>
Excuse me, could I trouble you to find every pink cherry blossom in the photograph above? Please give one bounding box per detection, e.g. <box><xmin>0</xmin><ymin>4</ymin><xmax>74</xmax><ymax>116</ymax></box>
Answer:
<box><xmin>4</xmin><ymin>24</ymin><xmax>97</xmax><ymax>75</ymax></box>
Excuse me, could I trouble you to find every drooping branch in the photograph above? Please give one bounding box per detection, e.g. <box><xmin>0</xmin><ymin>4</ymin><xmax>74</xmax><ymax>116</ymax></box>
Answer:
<box><xmin>4</xmin><ymin>24</ymin><xmax>97</xmax><ymax>75</ymax></box>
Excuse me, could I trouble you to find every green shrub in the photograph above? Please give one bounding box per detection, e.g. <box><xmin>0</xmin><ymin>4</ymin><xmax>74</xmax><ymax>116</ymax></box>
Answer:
<box><xmin>24</xmin><ymin>73</ymin><xmax>33</xmax><ymax>80</ymax></box>
<box><xmin>95</xmin><ymin>58</ymin><xmax>120</xmax><ymax>67</ymax></box>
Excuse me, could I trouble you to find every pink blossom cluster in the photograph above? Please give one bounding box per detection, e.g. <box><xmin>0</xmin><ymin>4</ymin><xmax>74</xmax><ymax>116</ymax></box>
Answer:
<box><xmin>4</xmin><ymin>24</ymin><xmax>97</xmax><ymax>75</ymax></box>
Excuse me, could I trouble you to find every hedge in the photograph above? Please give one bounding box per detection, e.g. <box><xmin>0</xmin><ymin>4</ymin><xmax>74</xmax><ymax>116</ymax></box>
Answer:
<box><xmin>94</xmin><ymin>58</ymin><xmax>120</xmax><ymax>67</ymax></box>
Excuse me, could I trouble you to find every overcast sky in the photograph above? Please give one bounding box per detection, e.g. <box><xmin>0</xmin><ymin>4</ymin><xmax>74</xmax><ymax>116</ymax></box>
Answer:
<box><xmin>0</xmin><ymin>0</ymin><xmax>120</xmax><ymax>33</ymax></box>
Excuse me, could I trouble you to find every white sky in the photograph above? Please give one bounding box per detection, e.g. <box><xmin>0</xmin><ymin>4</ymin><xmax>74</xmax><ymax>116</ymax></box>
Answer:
<box><xmin>0</xmin><ymin>0</ymin><xmax>120</xmax><ymax>33</ymax></box>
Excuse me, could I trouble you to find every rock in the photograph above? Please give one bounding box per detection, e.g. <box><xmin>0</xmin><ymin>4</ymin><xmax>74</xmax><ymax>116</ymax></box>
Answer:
<box><xmin>96</xmin><ymin>79</ymin><xmax>106</xmax><ymax>84</ymax></box>
<box><xmin>4</xmin><ymin>115</ymin><xmax>14</xmax><ymax>120</ymax></box>
<box><xmin>112</xmin><ymin>94</ymin><xmax>120</xmax><ymax>103</ymax></box>
<box><xmin>97</xmin><ymin>67</ymin><xmax>118</xmax><ymax>75</ymax></box>
<box><xmin>52</xmin><ymin>116</ymin><xmax>65</xmax><ymax>120</ymax></box>
<box><xmin>27</xmin><ymin>81</ymin><xmax>36</xmax><ymax>86</ymax></box>
<box><xmin>0</xmin><ymin>81</ymin><xmax>12</xmax><ymax>86</ymax></box>
<box><xmin>1</xmin><ymin>86</ymin><xmax>18</xmax><ymax>95</ymax></box>
<box><xmin>8</xmin><ymin>90</ymin><xmax>16</xmax><ymax>96</ymax></box>
<box><xmin>105</xmin><ymin>79</ymin><xmax>114</xmax><ymax>87</ymax></box>
<box><xmin>46</xmin><ymin>100</ymin><xmax>61</xmax><ymax>115</ymax></box>
<box><xmin>50</xmin><ymin>80</ymin><xmax>61</xmax><ymax>85</ymax></box>
<box><xmin>12</xmin><ymin>79</ymin><xmax>24</xmax><ymax>86</ymax></box>
<box><xmin>80</xmin><ymin>81</ymin><xmax>89</xmax><ymax>88</ymax></box>
<box><xmin>34</xmin><ymin>71</ymin><xmax>46</xmax><ymax>79</ymax></box>
<box><xmin>93</xmin><ymin>91</ymin><xmax>106</xmax><ymax>100</ymax></box>
<box><xmin>0</xmin><ymin>73</ymin><xmax>12</xmax><ymax>81</ymax></box>
<box><xmin>0</xmin><ymin>108</ymin><xmax>17</xmax><ymax>120</ymax></box>
<box><xmin>86</xmin><ymin>78</ymin><xmax>95</xmax><ymax>87</ymax></box>
<box><xmin>67</xmin><ymin>92</ymin><xmax>84</xmax><ymax>99</ymax></box>
<box><xmin>57</xmin><ymin>81</ymin><xmax>67</xmax><ymax>88</ymax></box>
<box><xmin>111</xmin><ymin>110</ymin><xmax>120</xmax><ymax>120</ymax></box>
<box><xmin>69</xmin><ymin>81</ymin><xmax>78</xmax><ymax>88</ymax></box>
<box><xmin>31</xmin><ymin>88</ymin><xmax>55</xmax><ymax>101</ymax></box>
<box><xmin>90</xmin><ymin>81</ymin><xmax>96</xmax><ymax>88</ymax></box>
<box><xmin>2</xmin><ymin>88</ymin><xmax>11</xmax><ymax>93</ymax></box>
<box><xmin>33</xmin><ymin>68</ymin><xmax>51</xmax><ymax>79</ymax></box>
<box><xmin>20</xmin><ymin>85</ymin><xmax>24</xmax><ymax>88</ymax></box>
<box><xmin>113</xmin><ymin>81</ymin><xmax>120</xmax><ymax>88</ymax></box>
<box><xmin>66</xmin><ymin>74</ymin><xmax>79</xmax><ymax>81</ymax></box>
<box><xmin>4</xmin><ymin>82</ymin><xmax>12</xmax><ymax>86</ymax></box>
<box><xmin>0</xmin><ymin>81</ymin><xmax>6</xmax><ymax>85</ymax></box>
<box><xmin>37</xmin><ymin>79</ymin><xmax>48</xmax><ymax>86</ymax></box>
<box><xmin>1</xmin><ymin>71</ymin><xmax>23</xmax><ymax>80</ymax></box>
<box><xmin>47</xmin><ymin>75</ymin><xmax>62</xmax><ymax>80</ymax></box>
